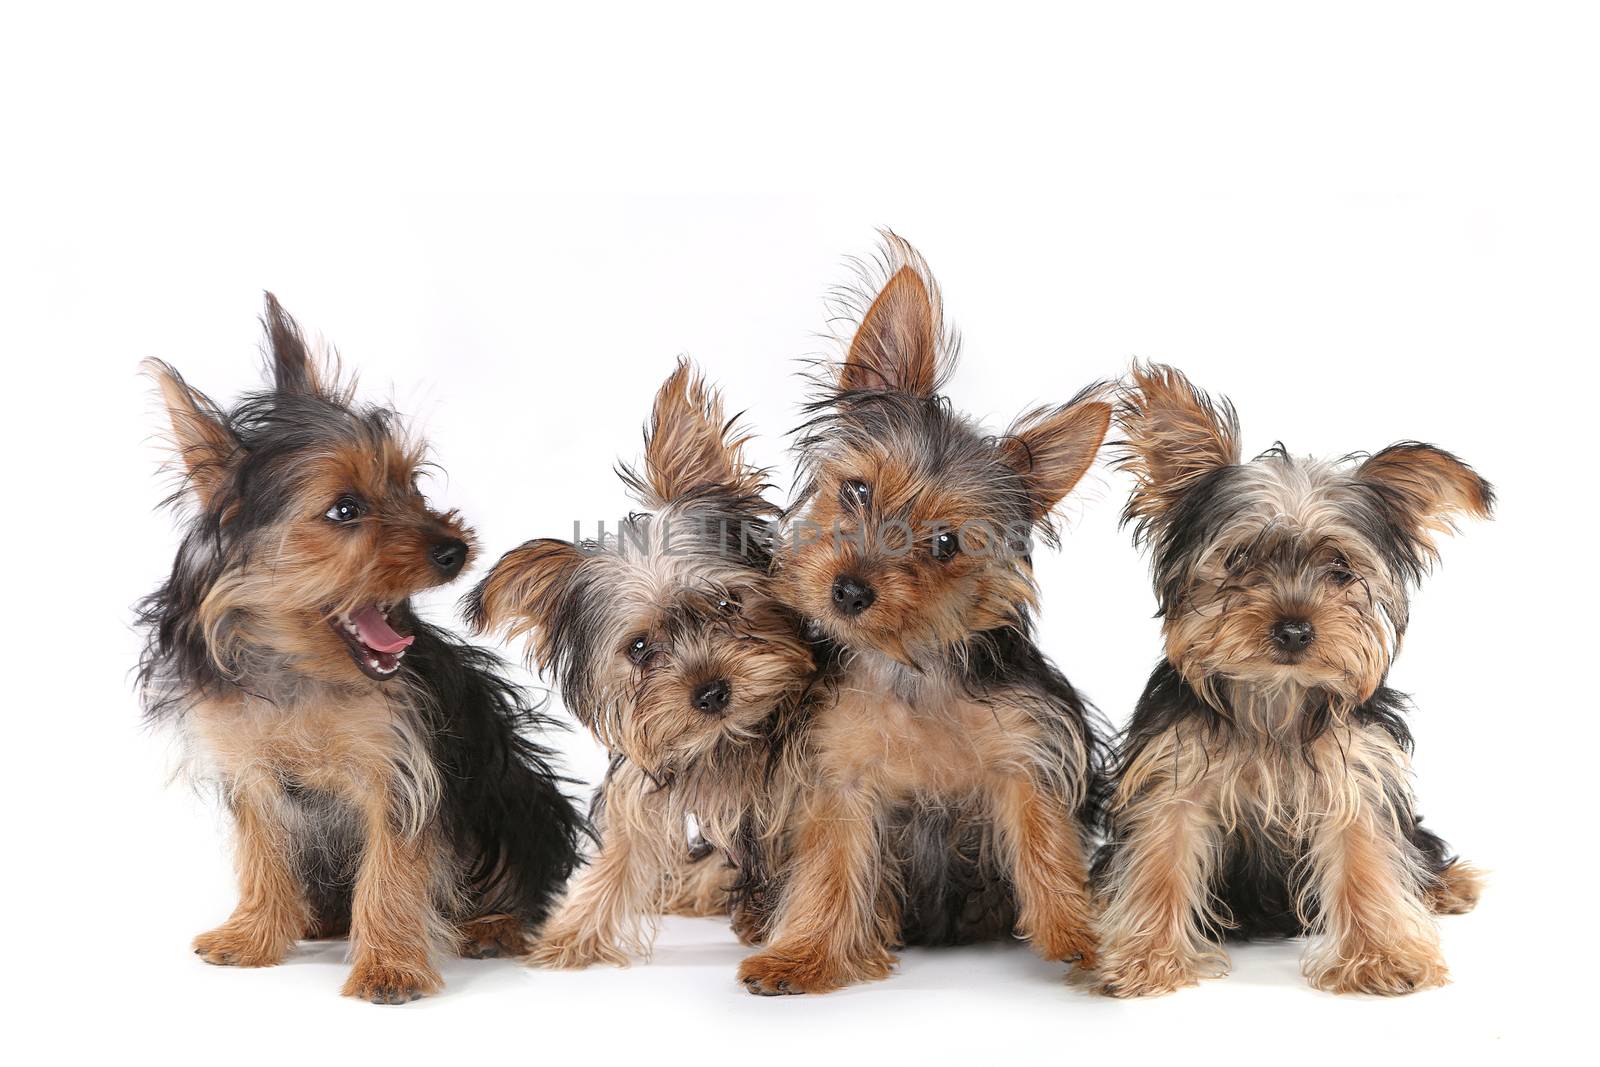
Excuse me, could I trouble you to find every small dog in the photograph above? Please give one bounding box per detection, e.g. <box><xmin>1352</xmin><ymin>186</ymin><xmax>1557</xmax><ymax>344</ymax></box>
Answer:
<box><xmin>137</xmin><ymin>295</ymin><xmax>584</xmax><ymax>1003</ymax></box>
<box><xmin>1094</xmin><ymin>363</ymin><xmax>1489</xmax><ymax>996</ymax></box>
<box><xmin>467</xmin><ymin>359</ymin><xmax>817</xmax><ymax>965</ymax></box>
<box><xmin>735</xmin><ymin>236</ymin><xmax>1113</xmax><ymax>995</ymax></box>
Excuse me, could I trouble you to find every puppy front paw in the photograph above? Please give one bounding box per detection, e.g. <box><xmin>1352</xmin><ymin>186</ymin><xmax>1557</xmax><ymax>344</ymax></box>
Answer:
<box><xmin>1096</xmin><ymin>944</ymin><xmax>1220</xmax><ymax>998</ymax></box>
<box><xmin>458</xmin><ymin>914</ymin><xmax>527</xmax><ymax>959</ymax></box>
<box><xmin>525</xmin><ymin>927</ymin><xmax>632</xmax><ymax>970</ymax></box>
<box><xmin>341</xmin><ymin>960</ymin><xmax>442</xmax><ymax>1004</ymax></box>
<box><xmin>192</xmin><ymin>922</ymin><xmax>293</xmax><ymax>968</ymax></box>
<box><xmin>1426</xmin><ymin>862</ymin><xmax>1484</xmax><ymax>916</ymax></box>
<box><xmin>1304</xmin><ymin>942</ymin><xmax>1448</xmax><ymax>995</ymax></box>
<box><xmin>1027</xmin><ymin>916</ymin><xmax>1100</xmax><ymax>969</ymax></box>
<box><xmin>737</xmin><ymin>945</ymin><xmax>896</xmax><ymax>996</ymax></box>
<box><xmin>730</xmin><ymin>905</ymin><xmax>768</xmax><ymax>947</ymax></box>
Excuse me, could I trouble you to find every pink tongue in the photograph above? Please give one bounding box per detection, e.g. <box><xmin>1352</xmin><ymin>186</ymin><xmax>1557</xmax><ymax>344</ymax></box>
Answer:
<box><xmin>351</xmin><ymin>606</ymin><xmax>414</xmax><ymax>653</ymax></box>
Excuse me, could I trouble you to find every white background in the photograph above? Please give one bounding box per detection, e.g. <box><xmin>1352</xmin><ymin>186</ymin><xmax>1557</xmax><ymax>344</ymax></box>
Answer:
<box><xmin>3</xmin><ymin>2</ymin><xmax>1595</xmax><ymax>1063</ymax></box>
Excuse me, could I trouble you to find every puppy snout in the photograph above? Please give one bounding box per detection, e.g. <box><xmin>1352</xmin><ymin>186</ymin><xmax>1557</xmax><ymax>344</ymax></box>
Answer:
<box><xmin>1269</xmin><ymin>619</ymin><xmax>1315</xmax><ymax>653</ymax></box>
<box><xmin>691</xmin><ymin>679</ymin><xmax>732</xmax><ymax>714</ymax></box>
<box><xmin>430</xmin><ymin>537</ymin><xmax>469</xmax><ymax>579</ymax></box>
<box><xmin>831</xmin><ymin>575</ymin><xmax>876</xmax><ymax>617</ymax></box>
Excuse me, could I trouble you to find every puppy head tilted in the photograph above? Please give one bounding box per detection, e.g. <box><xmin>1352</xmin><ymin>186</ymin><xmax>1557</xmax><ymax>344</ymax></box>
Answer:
<box><xmin>1117</xmin><ymin>362</ymin><xmax>1493</xmax><ymax>706</ymax></box>
<box><xmin>779</xmin><ymin>235</ymin><xmax>1111</xmax><ymax>666</ymax></box>
<box><xmin>141</xmin><ymin>294</ymin><xmax>475</xmax><ymax>697</ymax></box>
<box><xmin>468</xmin><ymin>359</ymin><xmax>813</xmax><ymax>775</ymax></box>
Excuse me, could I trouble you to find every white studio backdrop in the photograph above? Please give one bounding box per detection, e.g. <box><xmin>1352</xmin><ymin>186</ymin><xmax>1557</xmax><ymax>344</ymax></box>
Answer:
<box><xmin>3</xmin><ymin>2</ymin><xmax>1596</xmax><ymax>1064</ymax></box>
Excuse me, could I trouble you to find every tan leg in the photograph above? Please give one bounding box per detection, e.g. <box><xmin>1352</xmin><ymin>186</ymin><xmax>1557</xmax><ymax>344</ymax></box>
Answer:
<box><xmin>1095</xmin><ymin>786</ymin><xmax>1227</xmax><ymax>997</ymax></box>
<box><xmin>1301</xmin><ymin>809</ymin><xmax>1447</xmax><ymax>995</ymax></box>
<box><xmin>737</xmin><ymin>785</ymin><xmax>896</xmax><ymax>995</ymax></box>
<box><xmin>729</xmin><ymin>893</ymin><xmax>770</xmax><ymax>946</ymax></box>
<box><xmin>341</xmin><ymin>799</ymin><xmax>444</xmax><ymax>1004</ymax></box>
<box><xmin>193</xmin><ymin>790</ymin><xmax>309</xmax><ymax>967</ymax></box>
<box><xmin>304</xmin><ymin>913</ymin><xmax>350</xmax><ymax>940</ymax></box>
<box><xmin>1426</xmin><ymin>860</ymin><xmax>1484</xmax><ymax>916</ymax></box>
<box><xmin>988</xmin><ymin>772</ymin><xmax>1097</xmax><ymax>966</ymax></box>
<box><xmin>661</xmin><ymin>849</ymin><xmax>734</xmax><ymax>918</ymax></box>
<box><xmin>527</xmin><ymin>766</ymin><xmax>675</xmax><ymax>969</ymax></box>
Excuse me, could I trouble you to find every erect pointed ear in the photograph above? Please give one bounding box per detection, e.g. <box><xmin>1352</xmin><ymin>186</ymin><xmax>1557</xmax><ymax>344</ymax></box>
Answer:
<box><xmin>261</xmin><ymin>292</ymin><xmax>324</xmax><ymax>396</ymax></box>
<box><xmin>464</xmin><ymin>539</ymin><xmax>586</xmax><ymax>666</ymax></box>
<box><xmin>1357</xmin><ymin>442</ymin><xmax>1494</xmax><ymax>550</ymax></box>
<box><xmin>623</xmin><ymin>357</ymin><xmax>765</xmax><ymax>507</ymax></box>
<box><xmin>839</xmin><ymin>238</ymin><xmax>949</xmax><ymax>397</ymax></box>
<box><xmin>1115</xmin><ymin>362</ymin><xmax>1241</xmax><ymax>526</ymax></box>
<box><xmin>144</xmin><ymin>359</ymin><xmax>237</xmax><ymax>507</ymax></box>
<box><xmin>999</xmin><ymin>396</ymin><xmax>1112</xmax><ymax>519</ymax></box>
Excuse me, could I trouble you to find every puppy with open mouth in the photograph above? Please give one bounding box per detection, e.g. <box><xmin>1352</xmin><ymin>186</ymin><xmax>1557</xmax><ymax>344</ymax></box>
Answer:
<box><xmin>331</xmin><ymin>602</ymin><xmax>414</xmax><ymax>678</ymax></box>
<box><xmin>137</xmin><ymin>294</ymin><xmax>586</xmax><ymax>1003</ymax></box>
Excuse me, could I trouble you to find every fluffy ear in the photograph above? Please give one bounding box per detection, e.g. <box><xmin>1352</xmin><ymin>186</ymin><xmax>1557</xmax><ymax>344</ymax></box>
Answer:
<box><xmin>144</xmin><ymin>358</ymin><xmax>237</xmax><ymax>507</ymax></box>
<box><xmin>999</xmin><ymin>396</ymin><xmax>1112</xmax><ymax>519</ymax></box>
<box><xmin>622</xmin><ymin>357</ymin><xmax>764</xmax><ymax>507</ymax></box>
<box><xmin>1357</xmin><ymin>442</ymin><xmax>1494</xmax><ymax>550</ymax></box>
<box><xmin>261</xmin><ymin>291</ymin><xmax>324</xmax><ymax>396</ymax></box>
<box><xmin>839</xmin><ymin>237</ymin><xmax>950</xmax><ymax>397</ymax></box>
<box><xmin>464</xmin><ymin>539</ymin><xmax>586</xmax><ymax>665</ymax></box>
<box><xmin>1115</xmin><ymin>362</ymin><xmax>1241</xmax><ymax>526</ymax></box>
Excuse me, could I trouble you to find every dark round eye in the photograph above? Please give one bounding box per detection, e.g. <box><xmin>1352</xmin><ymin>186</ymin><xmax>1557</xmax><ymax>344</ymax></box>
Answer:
<box><xmin>1224</xmin><ymin>545</ymin><xmax>1249</xmax><ymax>572</ymax></box>
<box><xmin>840</xmin><ymin>479</ymin><xmax>872</xmax><ymax>510</ymax></box>
<box><xmin>930</xmin><ymin>530</ymin><xmax>959</xmax><ymax>562</ymax></box>
<box><xmin>1329</xmin><ymin>554</ymin><xmax>1356</xmax><ymax>586</ymax></box>
<box><xmin>325</xmin><ymin>495</ymin><xmax>363</xmax><ymax>523</ymax></box>
<box><xmin>716</xmin><ymin>593</ymin><xmax>741</xmax><ymax>615</ymax></box>
<box><xmin>625</xmin><ymin>635</ymin><xmax>650</xmax><ymax>665</ymax></box>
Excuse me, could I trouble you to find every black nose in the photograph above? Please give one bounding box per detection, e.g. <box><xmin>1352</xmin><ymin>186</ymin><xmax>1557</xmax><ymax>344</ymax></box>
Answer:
<box><xmin>1269</xmin><ymin>619</ymin><xmax>1315</xmax><ymax>653</ymax></box>
<box><xmin>430</xmin><ymin>538</ymin><xmax>468</xmax><ymax>578</ymax></box>
<box><xmin>831</xmin><ymin>575</ymin><xmax>876</xmax><ymax>617</ymax></box>
<box><xmin>692</xmin><ymin>679</ymin><xmax>731</xmax><ymax>714</ymax></box>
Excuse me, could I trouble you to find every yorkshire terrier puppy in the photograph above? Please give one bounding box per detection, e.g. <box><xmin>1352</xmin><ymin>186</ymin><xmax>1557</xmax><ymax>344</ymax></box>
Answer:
<box><xmin>736</xmin><ymin>236</ymin><xmax>1113</xmax><ymax>995</ymax></box>
<box><xmin>1095</xmin><ymin>363</ymin><xmax>1489</xmax><ymax>997</ymax></box>
<box><xmin>467</xmin><ymin>359</ymin><xmax>817</xmax><ymax>966</ymax></box>
<box><xmin>137</xmin><ymin>295</ymin><xmax>584</xmax><ymax>1003</ymax></box>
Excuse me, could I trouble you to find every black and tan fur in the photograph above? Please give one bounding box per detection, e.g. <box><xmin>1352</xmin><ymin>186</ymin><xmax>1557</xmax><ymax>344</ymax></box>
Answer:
<box><xmin>467</xmin><ymin>359</ymin><xmax>818</xmax><ymax>965</ymax></box>
<box><xmin>1093</xmin><ymin>362</ymin><xmax>1489</xmax><ymax>997</ymax></box>
<box><xmin>736</xmin><ymin>235</ymin><xmax>1113</xmax><ymax>995</ymax></box>
<box><xmin>136</xmin><ymin>295</ymin><xmax>584</xmax><ymax>1003</ymax></box>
